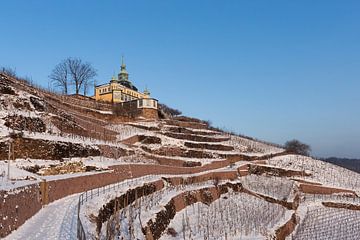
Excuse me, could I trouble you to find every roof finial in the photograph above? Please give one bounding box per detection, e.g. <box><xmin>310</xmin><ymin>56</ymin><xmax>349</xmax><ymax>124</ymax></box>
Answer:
<box><xmin>121</xmin><ymin>55</ymin><xmax>125</xmax><ymax>67</ymax></box>
<box><xmin>144</xmin><ymin>86</ymin><xmax>150</xmax><ymax>96</ymax></box>
<box><xmin>110</xmin><ymin>71</ymin><xmax>117</xmax><ymax>82</ymax></box>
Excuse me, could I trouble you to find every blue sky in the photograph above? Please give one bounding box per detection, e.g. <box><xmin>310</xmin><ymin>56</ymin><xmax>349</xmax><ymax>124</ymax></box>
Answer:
<box><xmin>1</xmin><ymin>0</ymin><xmax>359</xmax><ymax>158</ymax></box>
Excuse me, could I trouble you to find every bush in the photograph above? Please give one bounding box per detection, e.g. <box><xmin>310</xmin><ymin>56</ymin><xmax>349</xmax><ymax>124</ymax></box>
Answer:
<box><xmin>284</xmin><ymin>139</ymin><xmax>311</xmax><ymax>156</ymax></box>
<box><xmin>158</xmin><ymin>103</ymin><xmax>182</xmax><ymax>118</ymax></box>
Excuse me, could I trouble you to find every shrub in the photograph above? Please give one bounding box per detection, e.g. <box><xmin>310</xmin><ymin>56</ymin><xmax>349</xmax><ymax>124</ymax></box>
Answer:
<box><xmin>158</xmin><ymin>103</ymin><xmax>182</xmax><ymax>118</ymax></box>
<box><xmin>284</xmin><ymin>139</ymin><xmax>311</xmax><ymax>156</ymax></box>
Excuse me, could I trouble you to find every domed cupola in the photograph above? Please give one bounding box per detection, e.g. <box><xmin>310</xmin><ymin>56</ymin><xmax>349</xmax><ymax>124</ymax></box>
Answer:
<box><xmin>117</xmin><ymin>56</ymin><xmax>138</xmax><ymax>91</ymax></box>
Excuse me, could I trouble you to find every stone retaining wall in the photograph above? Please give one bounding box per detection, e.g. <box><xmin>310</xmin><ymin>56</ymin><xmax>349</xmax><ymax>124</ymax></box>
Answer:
<box><xmin>0</xmin><ymin>151</ymin><xmax>287</xmax><ymax>238</ymax></box>
<box><xmin>164</xmin><ymin>120</ymin><xmax>208</xmax><ymax>130</ymax></box>
<box><xmin>0</xmin><ymin>184</ymin><xmax>42</xmax><ymax>238</ymax></box>
<box><xmin>274</xmin><ymin>213</ymin><xmax>298</xmax><ymax>240</ymax></box>
<box><xmin>184</xmin><ymin>142</ymin><xmax>234</xmax><ymax>151</ymax></box>
<box><xmin>0</xmin><ymin>137</ymin><xmax>100</xmax><ymax>160</ymax></box>
<box><xmin>299</xmin><ymin>183</ymin><xmax>357</xmax><ymax>196</ymax></box>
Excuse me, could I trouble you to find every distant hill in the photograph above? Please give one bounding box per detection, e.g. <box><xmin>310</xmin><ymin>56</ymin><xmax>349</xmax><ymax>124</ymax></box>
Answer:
<box><xmin>321</xmin><ymin>157</ymin><xmax>360</xmax><ymax>173</ymax></box>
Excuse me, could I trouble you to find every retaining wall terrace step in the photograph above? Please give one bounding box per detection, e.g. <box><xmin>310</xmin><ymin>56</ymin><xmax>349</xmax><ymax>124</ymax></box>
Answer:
<box><xmin>141</xmin><ymin>146</ymin><xmax>218</xmax><ymax>159</ymax></box>
<box><xmin>184</xmin><ymin>142</ymin><xmax>234</xmax><ymax>151</ymax></box>
<box><xmin>165</xmin><ymin>126</ymin><xmax>219</xmax><ymax>136</ymax></box>
<box><xmin>164</xmin><ymin>119</ymin><xmax>208</xmax><ymax>130</ymax></box>
<box><xmin>162</xmin><ymin>132</ymin><xmax>230</xmax><ymax>142</ymax></box>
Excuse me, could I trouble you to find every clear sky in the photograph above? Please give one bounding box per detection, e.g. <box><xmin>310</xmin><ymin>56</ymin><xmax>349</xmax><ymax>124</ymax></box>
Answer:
<box><xmin>1</xmin><ymin>0</ymin><xmax>359</xmax><ymax>158</ymax></box>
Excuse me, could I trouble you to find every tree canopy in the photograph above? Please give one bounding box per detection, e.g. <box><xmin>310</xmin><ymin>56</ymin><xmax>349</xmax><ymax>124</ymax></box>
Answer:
<box><xmin>284</xmin><ymin>139</ymin><xmax>311</xmax><ymax>156</ymax></box>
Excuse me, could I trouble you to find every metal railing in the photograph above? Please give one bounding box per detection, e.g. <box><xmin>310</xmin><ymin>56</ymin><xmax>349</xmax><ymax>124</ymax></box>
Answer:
<box><xmin>76</xmin><ymin>175</ymin><xmax>156</xmax><ymax>239</ymax></box>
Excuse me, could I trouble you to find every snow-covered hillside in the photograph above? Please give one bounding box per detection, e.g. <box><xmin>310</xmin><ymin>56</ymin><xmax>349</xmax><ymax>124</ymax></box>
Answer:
<box><xmin>1</xmin><ymin>73</ymin><xmax>360</xmax><ymax>240</ymax></box>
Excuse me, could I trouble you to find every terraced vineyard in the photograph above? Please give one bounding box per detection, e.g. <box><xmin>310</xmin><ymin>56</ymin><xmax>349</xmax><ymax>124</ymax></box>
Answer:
<box><xmin>1</xmin><ymin>72</ymin><xmax>360</xmax><ymax>240</ymax></box>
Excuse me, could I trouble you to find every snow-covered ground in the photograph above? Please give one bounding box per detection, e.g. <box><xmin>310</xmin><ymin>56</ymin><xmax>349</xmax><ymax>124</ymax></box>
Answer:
<box><xmin>108</xmin><ymin>124</ymin><xmax>155</xmax><ymax>141</ymax></box>
<box><xmin>128</xmin><ymin>121</ymin><xmax>161</xmax><ymax>129</ymax></box>
<box><xmin>300</xmin><ymin>192</ymin><xmax>360</xmax><ymax>205</ymax></box>
<box><xmin>268</xmin><ymin>155</ymin><xmax>360</xmax><ymax>195</ymax></box>
<box><xmin>3</xmin><ymin>77</ymin><xmax>360</xmax><ymax>240</ymax></box>
<box><xmin>82</xmin><ymin>155</ymin><xmax>156</xmax><ymax>167</ymax></box>
<box><xmin>80</xmin><ymin>175</ymin><xmax>160</xmax><ymax>239</ymax></box>
<box><xmin>241</xmin><ymin>174</ymin><xmax>296</xmax><ymax>201</ymax></box>
<box><xmin>142</xmin><ymin>151</ymin><xmax>226</xmax><ymax>165</ymax></box>
<box><xmin>103</xmin><ymin>181</ymin><xmax>224</xmax><ymax>240</ymax></box>
<box><xmin>225</xmin><ymin>135</ymin><xmax>284</xmax><ymax>155</ymax></box>
<box><xmin>291</xmin><ymin>203</ymin><xmax>360</xmax><ymax>240</ymax></box>
<box><xmin>162</xmin><ymin>191</ymin><xmax>290</xmax><ymax>240</ymax></box>
<box><xmin>0</xmin><ymin>158</ymin><xmax>120</xmax><ymax>191</ymax></box>
<box><xmin>4</xmin><ymin>193</ymin><xmax>79</xmax><ymax>240</ymax></box>
<box><xmin>0</xmin><ymin>161</ymin><xmax>40</xmax><ymax>190</ymax></box>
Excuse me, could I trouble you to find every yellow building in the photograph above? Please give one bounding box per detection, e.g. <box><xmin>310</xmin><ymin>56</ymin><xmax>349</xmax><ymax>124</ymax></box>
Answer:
<box><xmin>94</xmin><ymin>57</ymin><xmax>152</xmax><ymax>104</ymax></box>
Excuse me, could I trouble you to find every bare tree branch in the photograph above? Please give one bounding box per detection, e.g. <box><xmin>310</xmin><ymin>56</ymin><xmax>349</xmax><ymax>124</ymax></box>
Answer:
<box><xmin>67</xmin><ymin>58</ymin><xmax>97</xmax><ymax>95</ymax></box>
<box><xmin>49</xmin><ymin>60</ymin><xmax>68</xmax><ymax>94</ymax></box>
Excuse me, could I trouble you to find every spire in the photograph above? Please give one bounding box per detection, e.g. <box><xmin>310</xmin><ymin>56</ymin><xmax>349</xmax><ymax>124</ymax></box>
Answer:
<box><xmin>121</xmin><ymin>55</ymin><xmax>125</xmax><ymax>68</ymax></box>
<box><xmin>118</xmin><ymin>55</ymin><xmax>129</xmax><ymax>82</ymax></box>
<box><xmin>120</xmin><ymin>55</ymin><xmax>127</xmax><ymax>72</ymax></box>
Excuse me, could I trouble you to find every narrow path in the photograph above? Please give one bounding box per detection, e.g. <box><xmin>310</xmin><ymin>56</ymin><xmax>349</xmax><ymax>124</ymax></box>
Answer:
<box><xmin>5</xmin><ymin>194</ymin><xmax>79</xmax><ymax>240</ymax></box>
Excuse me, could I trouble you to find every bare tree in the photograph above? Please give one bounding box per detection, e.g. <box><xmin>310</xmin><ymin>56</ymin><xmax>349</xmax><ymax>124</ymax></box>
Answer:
<box><xmin>83</xmin><ymin>77</ymin><xmax>95</xmax><ymax>96</ymax></box>
<box><xmin>49</xmin><ymin>60</ymin><xmax>69</xmax><ymax>94</ymax></box>
<box><xmin>67</xmin><ymin>58</ymin><xmax>97</xmax><ymax>95</ymax></box>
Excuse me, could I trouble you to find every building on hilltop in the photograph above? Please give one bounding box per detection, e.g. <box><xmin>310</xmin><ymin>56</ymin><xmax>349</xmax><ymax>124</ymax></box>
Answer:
<box><xmin>93</xmin><ymin>57</ymin><xmax>158</xmax><ymax>119</ymax></box>
<box><xmin>94</xmin><ymin>57</ymin><xmax>153</xmax><ymax>103</ymax></box>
